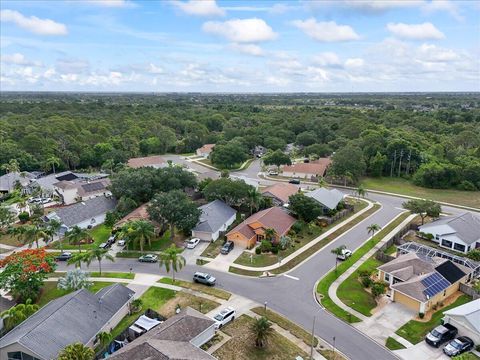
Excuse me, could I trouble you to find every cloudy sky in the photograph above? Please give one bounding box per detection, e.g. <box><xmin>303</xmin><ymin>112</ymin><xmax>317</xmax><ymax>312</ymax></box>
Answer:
<box><xmin>1</xmin><ymin>0</ymin><xmax>479</xmax><ymax>92</ymax></box>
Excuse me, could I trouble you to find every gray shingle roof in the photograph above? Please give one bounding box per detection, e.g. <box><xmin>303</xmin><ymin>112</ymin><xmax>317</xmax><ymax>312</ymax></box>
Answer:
<box><xmin>53</xmin><ymin>195</ymin><xmax>117</xmax><ymax>227</ymax></box>
<box><xmin>0</xmin><ymin>172</ymin><xmax>35</xmax><ymax>192</ymax></box>
<box><xmin>305</xmin><ymin>188</ymin><xmax>344</xmax><ymax>210</ymax></box>
<box><xmin>193</xmin><ymin>200</ymin><xmax>236</xmax><ymax>233</ymax></box>
<box><xmin>420</xmin><ymin>212</ymin><xmax>480</xmax><ymax>245</ymax></box>
<box><xmin>0</xmin><ymin>284</ymin><xmax>134</xmax><ymax>360</ymax></box>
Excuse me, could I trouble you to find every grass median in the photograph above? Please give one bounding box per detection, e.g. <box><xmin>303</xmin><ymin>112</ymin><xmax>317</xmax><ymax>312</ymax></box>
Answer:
<box><xmin>316</xmin><ymin>211</ymin><xmax>411</xmax><ymax>323</ymax></box>
<box><xmin>385</xmin><ymin>337</ymin><xmax>406</xmax><ymax>350</ymax></box>
<box><xmin>158</xmin><ymin>277</ymin><xmax>231</xmax><ymax>300</ymax></box>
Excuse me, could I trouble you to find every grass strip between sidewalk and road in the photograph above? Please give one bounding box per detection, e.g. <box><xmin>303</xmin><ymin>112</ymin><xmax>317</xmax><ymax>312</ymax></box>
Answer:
<box><xmin>316</xmin><ymin>211</ymin><xmax>411</xmax><ymax>323</ymax></box>
<box><xmin>385</xmin><ymin>337</ymin><xmax>407</xmax><ymax>350</ymax></box>
<box><xmin>228</xmin><ymin>202</ymin><xmax>381</xmax><ymax>277</ymax></box>
<box><xmin>158</xmin><ymin>277</ymin><xmax>231</xmax><ymax>300</ymax></box>
<box><xmin>251</xmin><ymin>307</ymin><xmax>318</xmax><ymax>347</ymax></box>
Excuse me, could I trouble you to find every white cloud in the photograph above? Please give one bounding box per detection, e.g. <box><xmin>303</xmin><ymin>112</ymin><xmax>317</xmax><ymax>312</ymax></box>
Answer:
<box><xmin>417</xmin><ymin>43</ymin><xmax>459</xmax><ymax>62</ymax></box>
<box><xmin>203</xmin><ymin>18</ymin><xmax>277</xmax><ymax>43</ymax></box>
<box><xmin>1</xmin><ymin>53</ymin><xmax>42</xmax><ymax>67</ymax></box>
<box><xmin>0</xmin><ymin>9</ymin><xmax>68</xmax><ymax>35</ymax></box>
<box><xmin>345</xmin><ymin>58</ymin><xmax>365</xmax><ymax>68</ymax></box>
<box><xmin>172</xmin><ymin>0</ymin><xmax>225</xmax><ymax>17</ymax></box>
<box><xmin>266</xmin><ymin>76</ymin><xmax>291</xmax><ymax>86</ymax></box>
<box><xmin>292</xmin><ymin>19</ymin><xmax>360</xmax><ymax>42</ymax></box>
<box><xmin>421</xmin><ymin>0</ymin><xmax>463</xmax><ymax>21</ymax></box>
<box><xmin>83</xmin><ymin>0</ymin><xmax>136</xmax><ymax>8</ymax></box>
<box><xmin>229</xmin><ymin>43</ymin><xmax>264</xmax><ymax>56</ymax></box>
<box><xmin>313</xmin><ymin>52</ymin><xmax>342</xmax><ymax>67</ymax></box>
<box><xmin>387</xmin><ymin>22</ymin><xmax>445</xmax><ymax>40</ymax></box>
<box><xmin>56</xmin><ymin>59</ymin><xmax>90</xmax><ymax>74</ymax></box>
<box><xmin>148</xmin><ymin>63</ymin><xmax>164</xmax><ymax>74</ymax></box>
<box><xmin>341</xmin><ymin>0</ymin><xmax>423</xmax><ymax>12</ymax></box>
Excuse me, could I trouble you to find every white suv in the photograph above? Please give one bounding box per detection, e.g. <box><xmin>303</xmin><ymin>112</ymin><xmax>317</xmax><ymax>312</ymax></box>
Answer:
<box><xmin>213</xmin><ymin>307</ymin><xmax>236</xmax><ymax>329</ymax></box>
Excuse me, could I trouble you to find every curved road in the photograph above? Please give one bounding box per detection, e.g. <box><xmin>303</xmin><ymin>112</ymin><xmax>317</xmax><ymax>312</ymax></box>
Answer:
<box><xmin>58</xmin><ymin>159</ymin><xmax>470</xmax><ymax>360</ymax></box>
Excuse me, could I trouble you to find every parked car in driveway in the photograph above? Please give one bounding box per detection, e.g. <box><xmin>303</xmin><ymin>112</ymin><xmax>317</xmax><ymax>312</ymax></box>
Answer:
<box><xmin>443</xmin><ymin>336</ymin><xmax>474</xmax><ymax>357</ymax></box>
<box><xmin>55</xmin><ymin>252</ymin><xmax>72</xmax><ymax>261</ymax></box>
<box><xmin>426</xmin><ymin>323</ymin><xmax>458</xmax><ymax>347</ymax></box>
<box><xmin>221</xmin><ymin>241</ymin><xmax>234</xmax><ymax>255</ymax></box>
<box><xmin>99</xmin><ymin>242</ymin><xmax>110</xmax><ymax>249</ymax></box>
<box><xmin>337</xmin><ymin>248</ymin><xmax>352</xmax><ymax>260</ymax></box>
<box><xmin>117</xmin><ymin>239</ymin><xmax>126</xmax><ymax>246</ymax></box>
<box><xmin>138</xmin><ymin>254</ymin><xmax>158</xmax><ymax>263</ymax></box>
<box><xmin>193</xmin><ymin>272</ymin><xmax>216</xmax><ymax>286</ymax></box>
<box><xmin>186</xmin><ymin>238</ymin><xmax>201</xmax><ymax>249</ymax></box>
<box><xmin>212</xmin><ymin>307</ymin><xmax>236</xmax><ymax>329</ymax></box>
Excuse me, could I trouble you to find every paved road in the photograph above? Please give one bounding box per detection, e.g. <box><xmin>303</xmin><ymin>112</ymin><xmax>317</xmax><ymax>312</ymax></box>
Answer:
<box><xmin>56</xmin><ymin>158</ymin><xmax>469</xmax><ymax>360</ymax></box>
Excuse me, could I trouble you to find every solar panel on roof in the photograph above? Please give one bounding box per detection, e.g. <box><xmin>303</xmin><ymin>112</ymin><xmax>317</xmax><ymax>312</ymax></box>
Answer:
<box><xmin>81</xmin><ymin>182</ymin><xmax>105</xmax><ymax>192</ymax></box>
<box><xmin>422</xmin><ymin>272</ymin><xmax>450</xmax><ymax>298</ymax></box>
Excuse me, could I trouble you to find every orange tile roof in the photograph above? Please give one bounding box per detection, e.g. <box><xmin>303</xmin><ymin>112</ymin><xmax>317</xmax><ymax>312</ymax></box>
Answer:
<box><xmin>127</xmin><ymin>155</ymin><xmax>165</xmax><ymax>169</ymax></box>
<box><xmin>261</xmin><ymin>183</ymin><xmax>299</xmax><ymax>203</ymax></box>
<box><xmin>282</xmin><ymin>158</ymin><xmax>332</xmax><ymax>176</ymax></box>
<box><xmin>115</xmin><ymin>203</ymin><xmax>149</xmax><ymax>227</ymax></box>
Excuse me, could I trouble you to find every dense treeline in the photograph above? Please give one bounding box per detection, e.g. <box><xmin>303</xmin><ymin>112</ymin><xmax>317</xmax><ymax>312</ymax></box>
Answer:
<box><xmin>1</xmin><ymin>93</ymin><xmax>479</xmax><ymax>190</ymax></box>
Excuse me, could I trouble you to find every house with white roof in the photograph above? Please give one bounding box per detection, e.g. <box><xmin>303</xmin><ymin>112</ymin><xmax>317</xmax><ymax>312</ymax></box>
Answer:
<box><xmin>419</xmin><ymin>212</ymin><xmax>480</xmax><ymax>254</ymax></box>
<box><xmin>443</xmin><ymin>299</ymin><xmax>480</xmax><ymax>343</ymax></box>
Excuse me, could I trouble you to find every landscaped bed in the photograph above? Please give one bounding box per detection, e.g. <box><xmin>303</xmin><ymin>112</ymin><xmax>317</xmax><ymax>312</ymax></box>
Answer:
<box><xmin>395</xmin><ymin>294</ymin><xmax>471</xmax><ymax>345</ymax></box>
<box><xmin>212</xmin><ymin>314</ymin><xmax>309</xmax><ymax>360</ymax></box>
<box><xmin>158</xmin><ymin>277</ymin><xmax>231</xmax><ymax>300</ymax></box>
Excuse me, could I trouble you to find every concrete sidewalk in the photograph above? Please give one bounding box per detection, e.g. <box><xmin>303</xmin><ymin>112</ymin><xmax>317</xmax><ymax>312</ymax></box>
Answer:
<box><xmin>327</xmin><ymin>212</ymin><xmax>416</xmax><ymax>321</ymax></box>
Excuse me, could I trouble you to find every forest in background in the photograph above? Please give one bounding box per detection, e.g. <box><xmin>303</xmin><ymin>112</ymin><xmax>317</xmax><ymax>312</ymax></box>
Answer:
<box><xmin>1</xmin><ymin>92</ymin><xmax>479</xmax><ymax>191</ymax></box>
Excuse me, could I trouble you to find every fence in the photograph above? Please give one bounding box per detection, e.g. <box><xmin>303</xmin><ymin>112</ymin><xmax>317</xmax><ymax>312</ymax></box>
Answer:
<box><xmin>459</xmin><ymin>283</ymin><xmax>480</xmax><ymax>300</ymax></box>
<box><xmin>375</xmin><ymin>223</ymin><xmax>418</xmax><ymax>263</ymax></box>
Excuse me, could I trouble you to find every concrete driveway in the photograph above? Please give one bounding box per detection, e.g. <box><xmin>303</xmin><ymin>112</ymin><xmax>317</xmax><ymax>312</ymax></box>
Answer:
<box><xmin>204</xmin><ymin>246</ymin><xmax>244</xmax><ymax>272</ymax></box>
<box><xmin>395</xmin><ymin>342</ymin><xmax>449</xmax><ymax>360</ymax></box>
<box><xmin>183</xmin><ymin>241</ymin><xmax>209</xmax><ymax>265</ymax></box>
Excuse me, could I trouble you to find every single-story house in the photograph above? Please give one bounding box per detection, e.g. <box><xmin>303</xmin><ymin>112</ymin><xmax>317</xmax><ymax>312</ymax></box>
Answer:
<box><xmin>0</xmin><ymin>284</ymin><xmax>134</xmax><ymax>360</ymax></box>
<box><xmin>230</xmin><ymin>175</ymin><xmax>259</xmax><ymax>190</ymax></box>
<box><xmin>115</xmin><ymin>203</ymin><xmax>149</xmax><ymax>228</ymax></box>
<box><xmin>282</xmin><ymin>158</ymin><xmax>332</xmax><ymax>180</ymax></box>
<box><xmin>226</xmin><ymin>207</ymin><xmax>296</xmax><ymax>248</ymax></box>
<box><xmin>192</xmin><ymin>200</ymin><xmax>237</xmax><ymax>242</ymax></box>
<box><xmin>305</xmin><ymin>188</ymin><xmax>345</xmax><ymax>214</ymax></box>
<box><xmin>53</xmin><ymin>178</ymin><xmax>111</xmax><ymax>205</ymax></box>
<box><xmin>45</xmin><ymin>195</ymin><xmax>117</xmax><ymax>233</ymax></box>
<box><xmin>418</xmin><ymin>212</ymin><xmax>480</xmax><ymax>254</ymax></box>
<box><xmin>196</xmin><ymin>144</ymin><xmax>215</xmax><ymax>158</ymax></box>
<box><xmin>0</xmin><ymin>172</ymin><xmax>36</xmax><ymax>194</ymax></box>
<box><xmin>261</xmin><ymin>183</ymin><xmax>300</xmax><ymax>206</ymax></box>
<box><xmin>443</xmin><ymin>299</ymin><xmax>480</xmax><ymax>344</ymax></box>
<box><xmin>110</xmin><ymin>307</ymin><xmax>216</xmax><ymax>360</ymax></box>
<box><xmin>378</xmin><ymin>253</ymin><xmax>472</xmax><ymax>313</ymax></box>
<box><xmin>127</xmin><ymin>155</ymin><xmax>166</xmax><ymax>169</ymax></box>
<box><xmin>29</xmin><ymin>171</ymin><xmax>109</xmax><ymax>196</ymax></box>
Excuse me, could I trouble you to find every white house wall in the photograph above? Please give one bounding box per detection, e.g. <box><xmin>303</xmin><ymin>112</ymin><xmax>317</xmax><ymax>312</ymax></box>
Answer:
<box><xmin>443</xmin><ymin>315</ymin><xmax>480</xmax><ymax>343</ymax></box>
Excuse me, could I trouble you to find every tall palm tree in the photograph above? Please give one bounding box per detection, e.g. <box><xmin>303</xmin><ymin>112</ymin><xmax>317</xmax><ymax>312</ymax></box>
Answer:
<box><xmin>65</xmin><ymin>226</ymin><xmax>89</xmax><ymax>253</ymax></box>
<box><xmin>120</xmin><ymin>220</ymin><xmax>155</xmax><ymax>252</ymax></box>
<box><xmin>247</xmin><ymin>188</ymin><xmax>262</xmax><ymax>215</ymax></box>
<box><xmin>97</xmin><ymin>331</ymin><xmax>113</xmax><ymax>349</ymax></box>
<box><xmin>367</xmin><ymin>224</ymin><xmax>381</xmax><ymax>239</ymax></box>
<box><xmin>251</xmin><ymin>316</ymin><xmax>273</xmax><ymax>348</ymax></box>
<box><xmin>159</xmin><ymin>244</ymin><xmax>186</xmax><ymax>283</ymax></box>
<box><xmin>46</xmin><ymin>219</ymin><xmax>62</xmax><ymax>248</ymax></box>
<box><xmin>356</xmin><ymin>184</ymin><xmax>367</xmax><ymax>199</ymax></box>
<box><xmin>0</xmin><ymin>299</ymin><xmax>39</xmax><ymax>332</ymax></box>
<box><xmin>19</xmin><ymin>224</ymin><xmax>48</xmax><ymax>249</ymax></box>
<box><xmin>83</xmin><ymin>248</ymin><xmax>114</xmax><ymax>276</ymax></box>
<box><xmin>46</xmin><ymin>156</ymin><xmax>60</xmax><ymax>174</ymax></box>
<box><xmin>67</xmin><ymin>252</ymin><xmax>90</xmax><ymax>269</ymax></box>
<box><xmin>331</xmin><ymin>244</ymin><xmax>347</xmax><ymax>272</ymax></box>
<box><xmin>57</xmin><ymin>343</ymin><xmax>94</xmax><ymax>360</ymax></box>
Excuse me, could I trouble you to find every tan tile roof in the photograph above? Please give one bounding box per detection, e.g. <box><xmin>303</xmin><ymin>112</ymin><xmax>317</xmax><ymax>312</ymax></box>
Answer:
<box><xmin>261</xmin><ymin>183</ymin><xmax>299</xmax><ymax>203</ymax></box>
<box><xmin>282</xmin><ymin>158</ymin><xmax>332</xmax><ymax>176</ymax></box>
<box><xmin>127</xmin><ymin>155</ymin><xmax>165</xmax><ymax>169</ymax></box>
<box><xmin>227</xmin><ymin>207</ymin><xmax>296</xmax><ymax>239</ymax></box>
<box><xmin>115</xmin><ymin>203</ymin><xmax>150</xmax><ymax>227</ymax></box>
<box><xmin>197</xmin><ymin>144</ymin><xmax>215</xmax><ymax>154</ymax></box>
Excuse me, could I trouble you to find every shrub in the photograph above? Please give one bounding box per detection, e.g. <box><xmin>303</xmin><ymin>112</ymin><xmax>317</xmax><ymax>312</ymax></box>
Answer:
<box><xmin>358</xmin><ymin>270</ymin><xmax>371</xmax><ymax>278</ymax></box>
<box><xmin>418</xmin><ymin>312</ymin><xmax>425</xmax><ymax>319</ymax></box>
<box><xmin>271</xmin><ymin>246</ymin><xmax>279</xmax><ymax>255</ymax></box>
<box><xmin>291</xmin><ymin>221</ymin><xmax>304</xmax><ymax>234</ymax></box>
<box><xmin>476</xmin><ymin>344</ymin><xmax>480</xmax><ymax>352</ymax></box>
<box><xmin>255</xmin><ymin>247</ymin><xmax>261</xmax><ymax>255</ymax></box>
<box><xmin>432</xmin><ymin>304</ymin><xmax>438</xmax><ymax>311</ymax></box>
<box><xmin>57</xmin><ymin>269</ymin><xmax>92</xmax><ymax>291</ymax></box>
<box><xmin>457</xmin><ymin>180</ymin><xmax>477</xmax><ymax>191</ymax></box>
<box><xmin>260</xmin><ymin>240</ymin><xmax>272</xmax><ymax>253</ymax></box>
<box><xmin>371</xmin><ymin>282</ymin><xmax>386</xmax><ymax>298</ymax></box>
<box><xmin>18</xmin><ymin>212</ymin><xmax>29</xmax><ymax>223</ymax></box>
<box><xmin>361</xmin><ymin>276</ymin><xmax>373</xmax><ymax>288</ymax></box>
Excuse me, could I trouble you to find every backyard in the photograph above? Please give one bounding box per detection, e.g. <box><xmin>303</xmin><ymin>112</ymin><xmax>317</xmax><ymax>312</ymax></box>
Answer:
<box><xmin>36</xmin><ymin>281</ymin><xmax>113</xmax><ymax>307</ymax></box>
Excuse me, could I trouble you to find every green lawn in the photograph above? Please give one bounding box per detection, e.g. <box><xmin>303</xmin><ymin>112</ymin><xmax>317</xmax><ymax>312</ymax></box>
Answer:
<box><xmin>337</xmin><ymin>257</ymin><xmax>383</xmax><ymax>316</ymax></box>
<box><xmin>384</xmin><ymin>244</ymin><xmax>397</xmax><ymax>255</ymax></box>
<box><xmin>385</xmin><ymin>337</ymin><xmax>406</xmax><ymax>350</ymax></box>
<box><xmin>158</xmin><ymin>278</ymin><xmax>231</xmax><ymax>300</ymax></box>
<box><xmin>361</xmin><ymin>177</ymin><xmax>480</xmax><ymax>209</ymax></box>
<box><xmin>395</xmin><ymin>295</ymin><xmax>472</xmax><ymax>344</ymax></box>
<box><xmin>116</xmin><ymin>250</ymin><xmax>159</xmax><ymax>258</ymax></box>
<box><xmin>452</xmin><ymin>353</ymin><xmax>480</xmax><ymax>360</ymax></box>
<box><xmin>126</xmin><ymin>230</ymin><xmax>172</xmax><ymax>251</ymax></box>
<box><xmin>50</xmin><ymin>224</ymin><xmax>112</xmax><ymax>250</ymax></box>
<box><xmin>316</xmin><ymin>211</ymin><xmax>411</xmax><ymax>323</ymax></box>
<box><xmin>36</xmin><ymin>281</ymin><xmax>112</xmax><ymax>307</ymax></box>
<box><xmin>0</xmin><ymin>232</ymin><xmax>22</xmax><ymax>247</ymax></box>
<box><xmin>201</xmin><ymin>239</ymin><xmax>225</xmax><ymax>258</ymax></box>
<box><xmin>89</xmin><ymin>272</ymin><xmax>134</xmax><ymax>279</ymax></box>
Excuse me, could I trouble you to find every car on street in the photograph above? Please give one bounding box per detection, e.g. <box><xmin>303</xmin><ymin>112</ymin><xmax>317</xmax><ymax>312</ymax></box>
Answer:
<box><xmin>41</xmin><ymin>198</ymin><xmax>52</xmax><ymax>204</ymax></box>
<box><xmin>221</xmin><ymin>241</ymin><xmax>234</xmax><ymax>255</ymax></box>
<box><xmin>426</xmin><ymin>323</ymin><xmax>458</xmax><ymax>347</ymax></box>
<box><xmin>268</xmin><ymin>170</ymin><xmax>279</xmax><ymax>176</ymax></box>
<box><xmin>443</xmin><ymin>336</ymin><xmax>474</xmax><ymax>357</ymax></box>
<box><xmin>212</xmin><ymin>307</ymin><xmax>236</xmax><ymax>329</ymax></box>
<box><xmin>337</xmin><ymin>248</ymin><xmax>352</xmax><ymax>260</ymax></box>
<box><xmin>138</xmin><ymin>254</ymin><xmax>158</xmax><ymax>263</ymax></box>
<box><xmin>289</xmin><ymin>178</ymin><xmax>300</xmax><ymax>184</ymax></box>
<box><xmin>186</xmin><ymin>238</ymin><xmax>201</xmax><ymax>249</ymax></box>
<box><xmin>193</xmin><ymin>272</ymin><xmax>216</xmax><ymax>286</ymax></box>
<box><xmin>55</xmin><ymin>252</ymin><xmax>72</xmax><ymax>261</ymax></box>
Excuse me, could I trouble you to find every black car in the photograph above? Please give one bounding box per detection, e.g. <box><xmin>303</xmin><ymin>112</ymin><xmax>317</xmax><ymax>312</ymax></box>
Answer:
<box><xmin>221</xmin><ymin>241</ymin><xmax>234</xmax><ymax>255</ymax></box>
<box><xmin>425</xmin><ymin>323</ymin><xmax>458</xmax><ymax>347</ymax></box>
<box><xmin>55</xmin><ymin>252</ymin><xmax>72</xmax><ymax>261</ymax></box>
<box><xmin>443</xmin><ymin>336</ymin><xmax>474</xmax><ymax>357</ymax></box>
<box><xmin>289</xmin><ymin>179</ymin><xmax>300</xmax><ymax>184</ymax></box>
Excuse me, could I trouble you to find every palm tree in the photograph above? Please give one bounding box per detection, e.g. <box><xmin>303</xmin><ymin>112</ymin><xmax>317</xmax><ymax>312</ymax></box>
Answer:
<box><xmin>97</xmin><ymin>331</ymin><xmax>113</xmax><ymax>349</ymax></box>
<box><xmin>247</xmin><ymin>188</ymin><xmax>262</xmax><ymax>215</ymax></box>
<box><xmin>120</xmin><ymin>220</ymin><xmax>155</xmax><ymax>252</ymax></box>
<box><xmin>264</xmin><ymin>228</ymin><xmax>277</xmax><ymax>242</ymax></box>
<box><xmin>331</xmin><ymin>244</ymin><xmax>346</xmax><ymax>272</ymax></box>
<box><xmin>159</xmin><ymin>244</ymin><xmax>186</xmax><ymax>283</ymax></box>
<box><xmin>83</xmin><ymin>248</ymin><xmax>114</xmax><ymax>276</ymax></box>
<box><xmin>67</xmin><ymin>252</ymin><xmax>90</xmax><ymax>269</ymax></box>
<box><xmin>46</xmin><ymin>219</ymin><xmax>62</xmax><ymax>248</ymax></box>
<box><xmin>367</xmin><ymin>224</ymin><xmax>381</xmax><ymax>239</ymax></box>
<box><xmin>19</xmin><ymin>224</ymin><xmax>48</xmax><ymax>249</ymax></box>
<box><xmin>57</xmin><ymin>342</ymin><xmax>94</xmax><ymax>360</ymax></box>
<box><xmin>318</xmin><ymin>177</ymin><xmax>327</xmax><ymax>188</ymax></box>
<box><xmin>251</xmin><ymin>316</ymin><xmax>273</xmax><ymax>348</ymax></box>
<box><xmin>46</xmin><ymin>156</ymin><xmax>60</xmax><ymax>174</ymax></box>
<box><xmin>65</xmin><ymin>226</ymin><xmax>89</xmax><ymax>253</ymax></box>
<box><xmin>0</xmin><ymin>299</ymin><xmax>39</xmax><ymax>332</ymax></box>
<box><xmin>356</xmin><ymin>184</ymin><xmax>367</xmax><ymax>199</ymax></box>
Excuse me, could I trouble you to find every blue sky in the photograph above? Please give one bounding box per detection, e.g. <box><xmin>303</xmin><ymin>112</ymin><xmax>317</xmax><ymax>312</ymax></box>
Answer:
<box><xmin>1</xmin><ymin>0</ymin><xmax>479</xmax><ymax>92</ymax></box>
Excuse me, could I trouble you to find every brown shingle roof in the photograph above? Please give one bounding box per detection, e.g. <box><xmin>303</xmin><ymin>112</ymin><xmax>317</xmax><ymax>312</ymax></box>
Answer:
<box><xmin>261</xmin><ymin>183</ymin><xmax>299</xmax><ymax>203</ymax></box>
<box><xmin>197</xmin><ymin>144</ymin><xmax>215</xmax><ymax>154</ymax></box>
<box><xmin>115</xmin><ymin>203</ymin><xmax>150</xmax><ymax>228</ymax></box>
<box><xmin>282</xmin><ymin>158</ymin><xmax>332</xmax><ymax>176</ymax></box>
<box><xmin>127</xmin><ymin>155</ymin><xmax>165</xmax><ymax>169</ymax></box>
<box><xmin>227</xmin><ymin>207</ymin><xmax>296</xmax><ymax>239</ymax></box>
